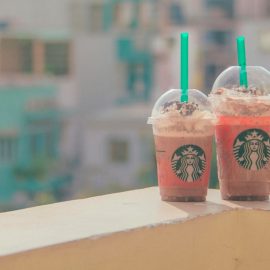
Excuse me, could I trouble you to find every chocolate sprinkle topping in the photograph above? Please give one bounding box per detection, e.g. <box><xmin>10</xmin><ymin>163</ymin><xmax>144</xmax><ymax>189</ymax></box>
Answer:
<box><xmin>161</xmin><ymin>101</ymin><xmax>199</xmax><ymax>116</ymax></box>
<box><xmin>214</xmin><ymin>86</ymin><xmax>265</xmax><ymax>96</ymax></box>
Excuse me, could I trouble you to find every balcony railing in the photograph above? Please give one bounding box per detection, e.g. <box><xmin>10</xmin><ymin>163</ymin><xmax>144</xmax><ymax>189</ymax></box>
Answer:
<box><xmin>0</xmin><ymin>187</ymin><xmax>270</xmax><ymax>269</ymax></box>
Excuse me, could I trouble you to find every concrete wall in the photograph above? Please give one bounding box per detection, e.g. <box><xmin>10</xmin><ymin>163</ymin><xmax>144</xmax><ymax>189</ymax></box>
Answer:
<box><xmin>1</xmin><ymin>188</ymin><xmax>270</xmax><ymax>270</ymax></box>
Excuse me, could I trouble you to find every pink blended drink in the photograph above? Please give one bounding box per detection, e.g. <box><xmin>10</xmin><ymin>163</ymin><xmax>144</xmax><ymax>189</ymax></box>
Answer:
<box><xmin>149</xmin><ymin>89</ymin><xmax>215</xmax><ymax>202</ymax></box>
<box><xmin>210</xmin><ymin>66</ymin><xmax>270</xmax><ymax>200</ymax></box>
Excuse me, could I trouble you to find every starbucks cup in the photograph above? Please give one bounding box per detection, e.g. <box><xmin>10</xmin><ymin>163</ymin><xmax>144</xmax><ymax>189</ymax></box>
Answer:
<box><xmin>148</xmin><ymin>89</ymin><xmax>215</xmax><ymax>202</ymax></box>
<box><xmin>210</xmin><ymin>66</ymin><xmax>270</xmax><ymax>201</ymax></box>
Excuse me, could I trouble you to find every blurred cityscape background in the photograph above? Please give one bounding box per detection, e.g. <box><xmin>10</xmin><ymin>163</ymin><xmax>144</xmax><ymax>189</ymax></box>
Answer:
<box><xmin>0</xmin><ymin>0</ymin><xmax>269</xmax><ymax>211</ymax></box>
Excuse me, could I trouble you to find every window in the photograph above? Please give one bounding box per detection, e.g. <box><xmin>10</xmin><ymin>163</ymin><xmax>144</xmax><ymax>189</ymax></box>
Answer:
<box><xmin>70</xmin><ymin>1</ymin><xmax>106</xmax><ymax>32</ymax></box>
<box><xmin>0</xmin><ymin>38</ymin><xmax>33</xmax><ymax>74</ymax></box>
<box><xmin>44</xmin><ymin>42</ymin><xmax>70</xmax><ymax>76</ymax></box>
<box><xmin>205</xmin><ymin>0</ymin><xmax>234</xmax><ymax>18</ymax></box>
<box><xmin>169</xmin><ymin>3</ymin><xmax>185</xmax><ymax>25</ymax></box>
<box><xmin>205</xmin><ymin>30</ymin><xmax>232</xmax><ymax>46</ymax></box>
<box><xmin>0</xmin><ymin>21</ymin><xmax>9</xmax><ymax>31</ymax></box>
<box><xmin>0</xmin><ymin>137</ymin><xmax>17</xmax><ymax>162</ymax></box>
<box><xmin>109</xmin><ymin>139</ymin><xmax>129</xmax><ymax>163</ymax></box>
<box><xmin>30</xmin><ymin>132</ymin><xmax>55</xmax><ymax>158</ymax></box>
<box><xmin>0</xmin><ymin>37</ymin><xmax>71</xmax><ymax>76</ymax></box>
<box><xmin>89</xmin><ymin>3</ymin><xmax>104</xmax><ymax>32</ymax></box>
<box><xmin>29</xmin><ymin>119</ymin><xmax>56</xmax><ymax>158</ymax></box>
<box><xmin>111</xmin><ymin>2</ymin><xmax>138</xmax><ymax>30</ymax></box>
<box><xmin>139</xmin><ymin>1</ymin><xmax>157</xmax><ymax>29</ymax></box>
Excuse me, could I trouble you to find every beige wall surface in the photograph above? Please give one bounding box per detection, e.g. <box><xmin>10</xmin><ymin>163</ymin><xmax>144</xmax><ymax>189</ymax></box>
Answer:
<box><xmin>0</xmin><ymin>188</ymin><xmax>270</xmax><ymax>269</ymax></box>
<box><xmin>1</xmin><ymin>210</ymin><xmax>270</xmax><ymax>270</ymax></box>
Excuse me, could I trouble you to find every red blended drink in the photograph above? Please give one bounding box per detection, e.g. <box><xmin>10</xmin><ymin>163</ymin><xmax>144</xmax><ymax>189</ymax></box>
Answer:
<box><xmin>210</xmin><ymin>65</ymin><xmax>270</xmax><ymax>200</ymax></box>
<box><xmin>148</xmin><ymin>89</ymin><xmax>215</xmax><ymax>202</ymax></box>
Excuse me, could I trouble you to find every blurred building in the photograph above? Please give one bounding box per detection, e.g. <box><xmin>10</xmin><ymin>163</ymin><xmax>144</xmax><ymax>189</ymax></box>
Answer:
<box><xmin>76</xmin><ymin>0</ymin><xmax>270</xmax><ymax>193</ymax></box>
<box><xmin>80</xmin><ymin>104</ymin><xmax>156</xmax><ymax>194</ymax></box>
<box><xmin>0</xmin><ymin>85</ymin><xmax>72</xmax><ymax>209</ymax></box>
<box><xmin>72</xmin><ymin>0</ymin><xmax>159</xmax><ymax>193</ymax></box>
<box><xmin>236</xmin><ymin>19</ymin><xmax>270</xmax><ymax>70</ymax></box>
<box><xmin>0</xmin><ymin>0</ymin><xmax>268</xmax><ymax>203</ymax></box>
<box><xmin>0</xmin><ymin>30</ymin><xmax>77</xmax><ymax>207</ymax></box>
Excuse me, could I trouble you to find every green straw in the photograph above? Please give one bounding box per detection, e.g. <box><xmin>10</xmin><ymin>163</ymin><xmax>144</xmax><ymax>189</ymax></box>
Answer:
<box><xmin>180</xmin><ymin>32</ymin><xmax>189</xmax><ymax>103</ymax></box>
<box><xmin>237</xmin><ymin>36</ymin><xmax>248</xmax><ymax>88</ymax></box>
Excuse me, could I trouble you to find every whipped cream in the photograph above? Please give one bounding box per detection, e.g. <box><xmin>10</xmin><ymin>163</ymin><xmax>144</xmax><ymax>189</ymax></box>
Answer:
<box><xmin>210</xmin><ymin>87</ymin><xmax>270</xmax><ymax>116</ymax></box>
<box><xmin>148</xmin><ymin>101</ymin><xmax>215</xmax><ymax>137</ymax></box>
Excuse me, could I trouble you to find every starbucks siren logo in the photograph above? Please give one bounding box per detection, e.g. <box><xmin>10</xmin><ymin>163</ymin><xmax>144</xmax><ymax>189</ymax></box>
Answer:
<box><xmin>171</xmin><ymin>144</ymin><xmax>206</xmax><ymax>182</ymax></box>
<box><xmin>233</xmin><ymin>129</ymin><xmax>270</xmax><ymax>170</ymax></box>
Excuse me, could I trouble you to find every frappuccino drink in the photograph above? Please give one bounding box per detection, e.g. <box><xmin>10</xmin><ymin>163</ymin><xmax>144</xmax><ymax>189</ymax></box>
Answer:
<box><xmin>149</xmin><ymin>89</ymin><xmax>215</xmax><ymax>201</ymax></box>
<box><xmin>210</xmin><ymin>66</ymin><xmax>270</xmax><ymax>200</ymax></box>
<box><xmin>150</xmin><ymin>32</ymin><xmax>215</xmax><ymax>202</ymax></box>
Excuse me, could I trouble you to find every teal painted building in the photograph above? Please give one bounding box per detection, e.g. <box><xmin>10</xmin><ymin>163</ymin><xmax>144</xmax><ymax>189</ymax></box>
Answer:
<box><xmin>103</xmin><ymin>0</ymin><xmax>158</xmax><ymax>102</ymax></box>
<box><xmin>0</xmin><ymin>85</ymin><xmax>72</xmax><ymax>207</ymax></box>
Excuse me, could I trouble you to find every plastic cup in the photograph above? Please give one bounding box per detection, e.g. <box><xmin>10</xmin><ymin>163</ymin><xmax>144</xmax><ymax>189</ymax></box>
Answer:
<box><xmin>148</xmin><ymin>89</ymin><xmax>215</xmax><ymax>202</ymax></box>
<box><xmin>210</xmin><ymin>66</ymin><xmax>270</xmax><ymax>201</ymax></box>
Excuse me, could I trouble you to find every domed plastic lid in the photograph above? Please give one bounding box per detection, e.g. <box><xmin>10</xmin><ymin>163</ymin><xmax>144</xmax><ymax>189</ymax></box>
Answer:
<box><xmin>211</xmin><ymin>66</ymin><xmax>270</xmax><ymax>96</ymax></box>
<box><xmin>148</xmin><ymin>89</ymin><xmax>211</xmax><ymax>124</ymax></box>
<box><xmin>210</xmin><ymin>66</ymin><xmax>270</xmax><ymax>117</ymax></box>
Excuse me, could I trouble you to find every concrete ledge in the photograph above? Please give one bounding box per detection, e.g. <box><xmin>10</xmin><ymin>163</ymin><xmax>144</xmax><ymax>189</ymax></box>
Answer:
<box><xmin>1</xmin><ymin>187</ymin><xmax>270</xmax><ymax>269</ymax></box>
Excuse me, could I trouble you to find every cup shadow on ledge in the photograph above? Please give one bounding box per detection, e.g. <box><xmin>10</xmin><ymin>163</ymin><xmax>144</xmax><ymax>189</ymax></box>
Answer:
<box><xmin>165</xmin><ymin>200</ymin><xmax>233</xmax><ymax>219</ymax></box>
<box><xmin>221</xmin><ymin>199</ymin><xmax>270</xmax><ymax>211</ymax></box>
<box><xmin>165</xmin><ymin>195</ymin><xmax>270</xmax><ymax>218</ymax></box>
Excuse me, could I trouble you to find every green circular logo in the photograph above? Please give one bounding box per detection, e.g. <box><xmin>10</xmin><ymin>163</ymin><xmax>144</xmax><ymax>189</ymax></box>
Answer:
<box><xmin>233</xmin><ymin>129</ymin><xmax>270</xmax><ymax>170</ymax></box>
<box><xmin>171</xmin><ymin>144</ymin><xmax>206</xmax><ymax>182</ymax></box>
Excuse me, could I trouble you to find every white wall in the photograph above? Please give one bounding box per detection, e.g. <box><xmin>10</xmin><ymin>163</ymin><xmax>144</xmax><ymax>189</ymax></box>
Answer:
<box><xmin>237</xmin><ymin>20</ymin><xmax>270</xmax><ymax>70</ymax></box>
<box><xmin>235</xmin><ymin>0</ymin><xmax>269</xmax><ymax>19</ymax></box>
<box><xmin>74</xmin><ymin>35</ymin><xmax>123</xmax><ymax>114</ymax></box>
<box><xmin>153</xmin><ymin>27</ymin><xmax>201</xmax><ymax>99</ymax></box>
<box><xmin>80</xmin><ymin>125</ymin><xmax>149</xmax><ymax>190</ymax></box>
<box><xmin>0</xmin><ymin>0</ymin><xmax>72</xmax><ymax>32</ymax></box>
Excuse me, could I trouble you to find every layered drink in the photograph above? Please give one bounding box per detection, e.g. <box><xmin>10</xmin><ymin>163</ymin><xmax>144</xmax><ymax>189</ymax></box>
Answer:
<box><xmin>149</xmin><ymin>89</ymin><xmax>215</xmax><ymax>202</ymax></box>
<box><xmin>210</xmin><ymin>66</ymin><xmax>270</xmax><ymax>200</ymax></box>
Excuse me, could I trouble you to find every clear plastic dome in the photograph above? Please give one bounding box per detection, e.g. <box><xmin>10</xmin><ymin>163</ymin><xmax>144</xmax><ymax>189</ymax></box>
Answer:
<box><xmin>150</xmin><ymin>89</ymin><xmax>211</xmax><ymax>120</ymax></box>
<box><xmin>211</xmin><ymin>66</ymin><xmax>270</xmax><ymax>94</ymax></box>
